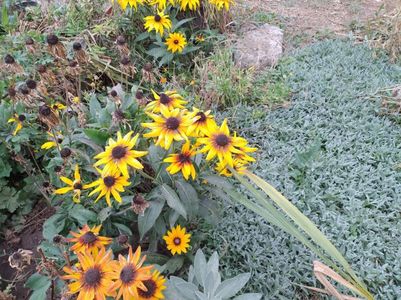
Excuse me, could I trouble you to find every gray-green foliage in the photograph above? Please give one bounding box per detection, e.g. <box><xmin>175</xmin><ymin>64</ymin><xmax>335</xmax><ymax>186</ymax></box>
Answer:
<box><xmin>165</xmin><ymin>249</ymin><xmax>262</xmax><ymax>300</ymax></box>
<box><xmin>205</xmin><ymin>40</ymin><xmax>401</xmax><ymax>298</ymax></box>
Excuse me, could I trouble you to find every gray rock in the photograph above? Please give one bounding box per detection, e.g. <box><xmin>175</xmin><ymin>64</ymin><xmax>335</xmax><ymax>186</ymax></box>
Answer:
<box><xmin>234</xmin><ymin>24</ymin><xmax>283</xmax><ymax>69</ymax></box>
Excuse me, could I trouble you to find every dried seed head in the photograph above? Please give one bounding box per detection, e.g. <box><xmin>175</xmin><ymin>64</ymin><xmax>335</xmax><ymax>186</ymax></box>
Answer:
<box><xmin>8</xmin><ymin>87</ymin><xmax>16</xmax><ymax>97</ymax></box>
<box><xmin>26</xmin><ymin>79</ymin><xmax>37</xmax><ymax>90</ymax></box>
<box><xmin>46</xmin><ymin>34</ymin><xmax>59</xmax><ymax>45</ymax></box>
<box><xmin>20</xmin><ymin>85</ymin><xmax>30</xmax><ymax>95</ymax></box>
<box><xmin>18</xmin><ymin>114</ymin><xmax>26</xmax><ymax>122</ymax></box>
<box><xmin>132</xmin><ymin>194</ymin><xmax>150</xmax><ymax>215</ymax></box>
<box><xmin>54</xmin><ymin>165</ymin><xmax>62</xmax><ymax>172</ymax></box>
<box><xmin>52</xmin><ymin>234</ymin><xmax>65</xmax><ymax>244</ymax></box>
<box><xmin>110</xmin><ymin>90</ymin><xmax>118</xmax><ymax>97</ymax></box>
<box><xmin>37</xmin><ymin>64</ymin><xmax>47</xmax><ymax>73</ymax></box>
<box><xmin>120</xmin><ymin>56</ymin><xmax>130</xmax><ymax>65</ymax></box>
<box><xmin>39</xmin><ymin>105</ymin><xmax>51</xmax><ymax>116</ymax></box>
<box><xmin>117</xmin><ymin>234</ymin><xmax>129</xmax><ymax>245</ymax></box>
<box><xmin>135</xmin><ymin>90</ymin><xmax>143</xmax><ymax>99</ymax></box>
<box><xmin>116</xmin><ymin>35</ymin><xmax>126</xmax><ymax>45</ymax></box>
<box><xmin>4</xmin><ymin>54</ymin><xmax>15</xmax><ymax>64</ymax></box>
<box><xmin>73</xmin><ymin>41</ymin><xmax>82</xmax><ymax>51</ymax></box>
<box><xmin>42</xmin><ymin>181</ymin><xmax>50</xmax><ymax>188</ymax></box>
<box><xmin>25</xmin><ymin>37</ymin><xmax>34</xmax><ymax>45</ymax></box>
<box><xmin>60</xmin><ymin>147</ymin><xmax>72</xmax><ymax>158</ymax></box>
<box><xmin>143</xmin><ymin>62</ymin><xmax>153</xmax><ymax>72</ymax></box>
<box><xmin>68</xmin><ymin>60</ymin><xmax>78</xmax><ymax>68</ymax></box>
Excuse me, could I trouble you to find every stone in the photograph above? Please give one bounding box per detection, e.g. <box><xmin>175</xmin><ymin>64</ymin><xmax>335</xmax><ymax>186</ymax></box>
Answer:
<box><xmin>234</xmin><ymin>24</ymin><xmax>284</xmax><ymax>69</ymax></box>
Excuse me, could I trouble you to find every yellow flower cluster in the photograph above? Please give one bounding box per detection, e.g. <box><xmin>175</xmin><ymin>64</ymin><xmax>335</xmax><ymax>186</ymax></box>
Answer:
<box><xmin>62</xmin><ymin>224</ymin><xmax>166</xmax><ymax>300</ymax></box>
<box><xmin>141</xmin><ymin>90</ymin><xmax>257</xmax><ymax>179</ymax></box>
<box><xmin>113</xmin><ymin>0</ymin><xmax>234</xmax><ymax>53</ymax></box>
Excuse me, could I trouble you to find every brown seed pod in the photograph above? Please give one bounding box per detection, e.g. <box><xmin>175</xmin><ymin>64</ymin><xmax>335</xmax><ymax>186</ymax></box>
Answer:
<box><xmin>38</xmin><ymin>105</ymin><xmax>59</xmax><ymax>128</ymax></box>
<box><xmin>3</xmin><ymin>54</ymin><xmax>23</xmax><ymax>74</ymax></box>
<box><xmin>116</xmin><ymin>35</ymin><xmax>130</xmax><ymax>56</ymax></box>
<box><xmin>72</xmin><ymin>41</ymin><xmax>88</xmax><ymax>64</ymax></box>
<box><xmin>46</xmin><ymin>34</ymin><xmax>66</xmax><ymax>59</ymax></box>
<box><xmin>132</xmin><ymin>194</ymin><xmax>150</xmax><ymax>215</ymax></box>
<box><xmin>120</xmin><ymin>56</ymin><xmax>136</xmax><ymax>77</ymax></box>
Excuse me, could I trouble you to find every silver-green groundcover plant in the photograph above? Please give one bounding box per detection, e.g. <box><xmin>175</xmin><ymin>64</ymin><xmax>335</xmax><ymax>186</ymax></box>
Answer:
<box><xmin>164</xmin><ymin>249</ymin><xmax>262</xmax><ymax>300</ymax></box>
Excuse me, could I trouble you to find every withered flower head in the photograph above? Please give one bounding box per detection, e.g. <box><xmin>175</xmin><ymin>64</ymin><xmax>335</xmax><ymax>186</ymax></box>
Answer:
<box><xmin>54</xmin><ymin>165</ymin><xmax>62</xmax><ymax>173</ymax></box>
<box><xmin>53</xmin><ymin>234</ymin><xmax>66</xmax><ymax>244</ymax></box>
<box><xmin>120</xmin><ymin>56</ymin><xmax>131</xmax><ymax>65</ymax></box>
<box><xmin>117</xmin><ymin>234</ymin><xmax>129</xmax><ymax>245</ymax></box>
<box><xmin>8</xmin><ymin>87</ymin><xmax>16</xmax><ymax>97</ymax></box>
<box><xmin>69</xmin><ymin>60</ymin><xmax>78</xmax><ymax>68</ymax></box>
<box><xmin>19</xmin><ymin>85</ymin><xmax>30</xmax><ymax>95</ymax></box>
<box><xmin>42</xmin><ymin>181</ymin><xmax>50</xmax><ymax>188</ymax></box>
<box><xmin>132</xmin><ymin>194</ymin><xmax>150</xmax><ymax>215</ymax></box>
<box><xmin>18</xmin><ymin>114</ymin><xmax>26</xmax><ymax>122</ymax></box>
<box><xmin>112</xmin><ymin>109</ymin><xmax>125</xmax><ymax>124</ymax></box>
<box><xmin>37</xmin><ymin>64</ymin><xmax>47</xmax><ymax>73</ymax></box>
<box><xmin>143</xmin><ymin>62</ymin><xmax>153</xmax><ymax>72</ymax></box>
<box><xmin>116</xmin><ymin>35</ymin><xmax>126</xmax><ymax>45</ymax></box>
<box><xmin>46</xmin><ymin>33</ymin><xmax>59</xmax><ymax>45</ymax></box>
<box><xmin>60</xmin><ymin>147</ymin><xmax>72</xmax><ymax>158</ymax></box>
<box><xmin>4</xmin><ymin>54</ymin><xmax>15</xmax><ymax>64</ymax></box>
<box><xmin>8</xmin><ymin>249</ymin><xmax>33</xmax><ymax>271</ymax></box>
<box><xmin>39</xmin><ymin>104</ymin><xmax>59</xmax><ymax>128</ymax></box>
<box><xmin>25</xmin><ymin>37</ymin><xmax>34</xmax><ymax>45</ymax></box>
<box><xmin>72</xmin><ymin>41</ymin><xmax>82</xmax><ymax>51</ymax></box>
<box><xmin>135</xmin><ymin>90</ymin><xmax>143</xmax><ymax>100</ymax></box>
<box><xmin>110</xmin><ymin>89</ymin><xmax>118</xmax><ymax>97</ymax></box>
<box><xmin>26</xmin><ymin>79</ymin><xmax>37</xmax><ymax>90</ymax></box>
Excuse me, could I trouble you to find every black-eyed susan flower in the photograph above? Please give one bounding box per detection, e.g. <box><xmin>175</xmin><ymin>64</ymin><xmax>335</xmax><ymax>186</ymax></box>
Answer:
<box><xmin>147</xmin><ymin>0</ymin><xmax>173</xmax><ymax>10</ymax></box>
<box><xmin>68</xmin><ymin>224</ymin><xmax>112</xmax><ymax>253</ymax></box>
<box><xmin>41</xmin><ymin>131</ymin><xmax>63</xmax><ymax>150</ymax></box>
<box><xmin>197</xmin><ymin>119</ymin><xmax>248</xmax><ymax>167</ymax></box>
<box><xmin>52</xmin><ymin>102</ymin><xmax>66</xmax><ymax>110</ymax></box>
<box><xmin>142</xmin><ymin>107</ymin><xmax>193</xmax><ymax>150</ymax></box>
<box><xmin>163</xmin><ymin>225</ymin><xmax>191</xmax><ymax>255</ymax></box>
<box><xmin>86</xmin><ymin>169</ymin><xmax>130</xmax><ymax>206</ymax></box>
<box><xmin>165</xmin><ymin>32</ymin><xmax>187</xmax><ymax>53</ymax></box>
<box><xmin>164</xmin><ymin>141</ymin><xmax>197</xmax><ymax>180</ymax></box>
<box><xmin>117</xmin><ymin>0</ymin><xmax>145</xmax><ymax>9</ymax></box>
<box><xmin>137</xmin><ymin>270</ymin><xmax>166</xmax><ymax>300</ymax></box>
<box><xmin>145</xmin><ymin>90</ymin><xmax>187</xmax><ymax>113</ymax></box>
<box><xmin>144</xmin><ymin>12</ymin><xmax>172</xmax><ymax>35</ymax></box>
<box><xmin>94</xmin><ymin>131</ymin><xmax>147</xmax><ymax>178</ymax></box>
<box><xmin>7</xmin><ymin>114</ymin><xmax>25</xmax><ymax>136</ymax></box>
<box><xmin>187</xmin><ymin>107</ymin><xmax>216</xmax><ymax>137</ymax></box>
<box><xmin>109</xmin><ymin>246</ymin><xmax>153</xmax><ymax>299</ymax></box>
<box><xmin>194</xmin><ymin>34</ymin><xmax>205</xmax><ymax>44</ymax></box>
<box><xmin>209</xmin><ymin>0</ymin><xmax>233</xmax><ymax>10</ymax></box>
<box><xmin>215</xmin><ymin>158</ymin><xmax>248</xmax><ymax>177</ymax></box>
<box><xmin>178</xmin><ymin>0</ymin><xmax>199</xmax><ymax>10</ymax></box>
<box><xmin>62</xmin><ymin>248</ymin><xmax>116</xmax><ymax>300</ymax></box>
<box><xmin>54</xmin><ymin>165</ymin><xmax>89</xmax><ymax>203</ymax></box>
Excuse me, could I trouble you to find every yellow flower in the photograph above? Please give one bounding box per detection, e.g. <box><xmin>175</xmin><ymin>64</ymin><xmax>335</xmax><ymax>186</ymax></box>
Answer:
<box><xmin>165</xmin><ymin>32</ymin><xmax>187</xmax><ymax>53</ymax></box>
<box><xmin>115</xmin><ymin>0</ymin><xmax>144</xmax><ymax>10</ymax></box>
<box><xmin>209</xmin><ymin>0</ymin><xmax>233</xmax><ymax>10</ymax></box>
<box><xmin>62</xmin><ymin>248</ymin><xmax>116</xmax><ymax>300</ymax></box>
<box><xmin>195</xmin><ymin>34</ymin><xmax>205</xmax><ymax>43</ymax></box>
<box><xmin>142</xmin><ymin>107</ymin><xmax>193</xmax><ymax>150</ymax></box>
<box><xmin>109</xmin><ymin>246</ymin><xmax>153</xmax><ymax>299</ymax></box>
<box><xmin>52</xmin><ymin>102</ymin><xmax>66</xmax><ymax>110</ymax></box>
<box><xmin>178</xmin><ymin>0</ymin><xmax>199</xmax><ymax>10</ymax></box>
<box><xmin>160</xmin><ymin>76</ymin><xmax>167</xmax><ymax>84</ymax></box>
<box><xmin>147</xmin><ymin>0</ymin><xmax>174</xmax><ymax>10</ymax></box>
<box><xmin>54</xmin><ymin>165</ymin><xmax>90</xmax><ymax>203</ymax></box>
<box><xmin>163</xmin><ymin>225</ymin><xmax>191</xmax><ymax>255</ymax></box>
<box><xmin>164</xmin><ymin>141</ymin><xmax>197</xmax><ymax>180</ymax></box>
<box><xmin>215</xmin><ymin>158</ymin><xmax>248</xmax><ymax>177</ymax></box>
<box><xmin>94</xmin><ymin>131</ymin><xmax>147</xmax><ymax>178</ymax></box>
<box><xmin>86</xmin><ymin>168</ymin><xmax>130</xmax><ymax>206</ymax></box>
<box><xmin>41</xmin><ymin>131</ymin><xmax>63</xmax><ymax>150</ymax></box>
<box><xmin>197</xmin><ymin>119</ymin><xmax>248</xmax><ymax>167</ymax></box>
<box><xmin>68</xmin><ymin>224</ymin><xmax>112</xmax><ymax>254</ymax></box>
<box><xmin>72</xmin><ymin>96</ymin><xmax>80</xmax><ymax>104</ymax></box>
<box><xmin>7</xmin><ymin>114</ymin><xmax>25</xmax><ymax>136</ymax></box>
<box><xmin>137</xmin><ymin>270</ymin><xmax>166</xmax><ymax>300</ymax></box>
<box><xmin>145</xmin><ymin>90</ymin><xmax>187</xmax><ymax>113</ymax></box>
<box><xmin>144</xmin><ymin>12</ymin><xmax>172</xmax><ymax>36</ymax></box>
<box><xmin>187</xmin><ymin>107</ymin><xmax>216</xmax><ymax>137</ymax></box>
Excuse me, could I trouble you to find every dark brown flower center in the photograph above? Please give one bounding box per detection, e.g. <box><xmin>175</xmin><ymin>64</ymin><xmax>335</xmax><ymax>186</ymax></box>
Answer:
<box><xmin>84</xmin><ymin>267</ymin><xmax>101</xmax><ymax>287</ymax></box>
<box><xmin>60</xmin><ymin>147</ymin><xmax>72</xmax><ymax>158</ymax></box>
<box><xmin>112</xmin><ymin>146</ymin><xmax>127</xmax><ymax>159</ymax></box>
<box><xmin>215</xmin><ymin>134</ymin><xmax>230</xmax><ymax>147</ymax></box>
<box><xmin>178</xmin><ymin>154</ymin><xmax>191</xmax><ymax>164</ymax></box>
<box><xmin>159</xmin><ymin>93</ymin><xmax>171</xmax><ymax>105</ymax></box>
<box><xmin>54</xmin><ymin>166</ymin><xmax>62</xmax><ymax>172</ymax></box>
<box><xmin>20</xmin><ymin>86</ymin><xmax>30</xmax><ymax>95</ymax></box>
<box><xmin>8</xmin><ymin>87</ymin><xmax>16</xmax><ymax>97</ymax></box>
<box><xmin>154</xmin><ymin>14</ymin><xmax>162</xmax><ymax>22</ymax></box>
<box><xmin>138</xmin><ymin>279</ymin><xmax>157</xmax><ymax>298</ymax></box>
<box><xmin>73</xmin><ymin>42</ymin><xmax>82</xmax><ymax>51</ymax></box>
<box><xmin>103</xmin><ymin>176</ymin><xmax>116</xmax><ymax>187</ymax></box>
<box><xmin>37</xmin><ymin>64</ymin><xmax>47</xmax><ymax>73</ymax></box>
<box><xmin>18</xmin><ymin>114</ymin><xmax>26</xmax><ymax>122</ymax></box>
<box><xmin>73</xmin><ymin>182</ymin><xmax>83</xmax><ymax>190</ymax></box>
<box><xmin>110</xmin><ymin>90</ymin><xmax>118</xmax><ymax>97</ymax></box>
<box><xmin>4</xmin><ymin>54</ymin><xmax>15</xmax><ymax>64</ymax></box>
<box><xmin>120</xmin><ymin>265</ymin><xmax>137</xmax><ymax>284</ymax></box>
<box><xmin>25</xmin><ymin>37</ymin><xmax>34</xmax><ymax>45</ymax></box>
<box><xmin>174</xmin><ymin>40</ymin><xmax>179</xmax><ymax>44</ymax></box>
<box><xmin>165</xmin><ymin>117</ymin><xmax>180</xmax><ymax>130</ymax></box>
<box><xmin>196</xmin><ymin>112</ymin><xmax>206</xmax><ymax>123</ymax></box>
<box><xmin>46</xmin><ymin>34</ymin><xmax>59</xmax><ymax>45</ymax></box>
<box><xmin>81</xmin><ymin>231</ymin><xmax>98</xmax><ymax>244</ymax></box>
<box><xmin>39</xmin><ymin>105</ymin><xmax>51</xmax><ymax>116</ymax></box>
<box><xmin>173</xmin><ymin>237</ymin><xmax>181</xmax><ymax>245</ymax></box>
<box><xmin>26</xmin><ymin>79</ymin><xmax>37</xmax><ymax>90</ymax></box>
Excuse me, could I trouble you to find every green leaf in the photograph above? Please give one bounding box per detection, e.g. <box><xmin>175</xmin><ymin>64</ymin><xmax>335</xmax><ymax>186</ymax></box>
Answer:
<box><xmin>135</xmin><ymin>31</ymin><xmax>150</xmax><ymax>42</ymax></box>
<box><xmin>215</xmin><ymin>273</ymin><xmax>251</xmax><ymax>299</ymax></box>
<box><xmin>89</xmin><ymin>94</ymin><xmax>102</xmax><ymax>119</ymax></box>
<box><xmin>98</xmin><ymin>207</ymin><xmax>113</xmax><ymax>222</ymax></box>
<box><xmin>233</xmin><ymin>294</ymin><xmax>263</xmax><ymax>300</ymax></box>
<box><xmin>69</xmin><ymin>205</ymin><xmax>97</xmax><ymax>225</ymax></box>
<box><xmin>171</xmin><ymin>17</ymin><xmax>194</xmax><ymax>32</ymax></box>
<box><xmin>25</xmin><ymin>273</ymin><xmax>51</xmax><ymax>300</ymax></box>
<box><xmin>138</xmin><ymin>198</ymin><xmax>165</xmax><ymax>239</ymax></box>
<box><xmin>160</xmin><ymin>184</ymin><xmax>187</xmax><ymax>219</ymax></box>
<box><xmin>159</xmin><ymin>53</ymin><xmax>174</xmax><ymax>67</ymax></box>
<box><xmin>42</xmin><ymin>214</ymin><xmax>65</xmax><ymax>240</ymax></box>
<box><xmin>113</xmin><ymin>222</ymin><xmax>133</xmax><ymax>235</ymax></box>
<box><xmin>83</xmin><ymin>128</ymin><xmax>110</xmax><ymax>145</ymax></box>
<box><xmin>175</xmin><ymin>180</ymin><xmax>199</xmax><ymax>218</ymax></box>
<box><xmin>147</xmin><ymin>47</ymin><xmax>166</xmax><ymax>58</ymax></box>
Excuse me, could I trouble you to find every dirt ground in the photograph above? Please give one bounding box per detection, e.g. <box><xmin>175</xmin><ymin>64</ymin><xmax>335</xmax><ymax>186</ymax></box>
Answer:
<box><xmin>236</xmin><ymin>0</ymin><xmax>397</xmax><ymax>49</ymax></box>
